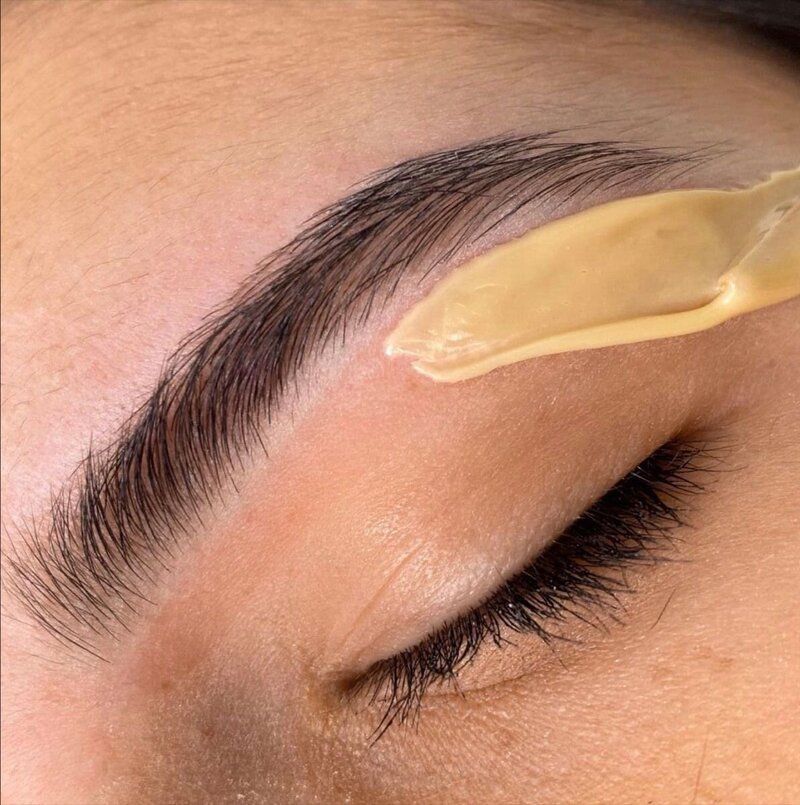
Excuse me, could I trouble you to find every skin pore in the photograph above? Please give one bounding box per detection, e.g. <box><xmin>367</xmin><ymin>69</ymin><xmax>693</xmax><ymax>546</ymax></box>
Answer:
<box><xmin>2</xmin><ymin>1</ymin><xmax>799</xmax><ymax>803</ymax></box>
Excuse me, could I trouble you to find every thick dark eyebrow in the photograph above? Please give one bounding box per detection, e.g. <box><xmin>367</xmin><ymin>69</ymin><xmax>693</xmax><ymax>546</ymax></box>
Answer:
<box><xmin>3</xmin><ymin>133</ymin><xmax>709</xmax><ymax>658</ymax></box>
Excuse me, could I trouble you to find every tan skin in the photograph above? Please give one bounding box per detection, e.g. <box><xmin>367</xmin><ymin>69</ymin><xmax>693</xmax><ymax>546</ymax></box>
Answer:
<box><xmin>2</xmin><ymin>1</ymin><xmax>799</xmax><ymax>802</ymax></box>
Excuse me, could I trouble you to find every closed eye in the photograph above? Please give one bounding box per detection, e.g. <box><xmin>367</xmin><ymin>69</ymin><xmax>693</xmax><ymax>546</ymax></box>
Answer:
<box><xmin>349</xmin><ymin>438</ymin><xmax>726</xmax><ymax>740</ymax></box>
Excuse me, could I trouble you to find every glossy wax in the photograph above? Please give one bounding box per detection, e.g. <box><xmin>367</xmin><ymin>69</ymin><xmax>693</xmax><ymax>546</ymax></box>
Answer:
<box><xmin>385</xmin><ymin>167</ymin><xmax>800</xmax><ymax>382</ymax></box>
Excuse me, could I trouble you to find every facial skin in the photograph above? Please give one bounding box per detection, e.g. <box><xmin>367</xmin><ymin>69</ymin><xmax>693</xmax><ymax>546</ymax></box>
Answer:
<box><xmin>2</xmin><ymin>1</ymin><xmax>799</xmax><ymax>803</ymax></box>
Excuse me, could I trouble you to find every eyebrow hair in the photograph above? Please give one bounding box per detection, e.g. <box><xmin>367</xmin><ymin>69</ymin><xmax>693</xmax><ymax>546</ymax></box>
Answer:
<box><xmin>3</xmin><ymin>133</ymin><xmax>709</xmax><ymax>658</ymax></box>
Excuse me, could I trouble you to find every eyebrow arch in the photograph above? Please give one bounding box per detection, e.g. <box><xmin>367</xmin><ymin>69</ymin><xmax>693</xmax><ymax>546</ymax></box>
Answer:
<box><xmin>3</xmin><ymin>133</ymin><xmax>710</xmax><ymax>658</ymax></box>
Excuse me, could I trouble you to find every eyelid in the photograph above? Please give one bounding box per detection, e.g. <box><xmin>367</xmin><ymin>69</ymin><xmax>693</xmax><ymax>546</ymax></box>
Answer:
<box><xmin>323</xmin><ymin>426</ymin><xmax>670</xmax><ymax>680</ymax></box>
<box><xmin>348</xmin><ymin>439</ymin><xmax>725</xmax><ymax>739</ymax></box>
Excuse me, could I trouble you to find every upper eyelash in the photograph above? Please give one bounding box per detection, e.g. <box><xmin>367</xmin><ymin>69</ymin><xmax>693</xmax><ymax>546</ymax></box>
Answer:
<box><xmin>350</xmin><ymin>439</ymin><xmax>724</xmax><ymax>740</ymax></box>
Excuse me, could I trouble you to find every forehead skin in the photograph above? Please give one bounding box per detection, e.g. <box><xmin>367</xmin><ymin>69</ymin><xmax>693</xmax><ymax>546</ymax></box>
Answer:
<box><xmin>2</xmin><ymin>1</ymin><xmax>799</xmax><ymax>803</ymax></box>
<box><xmin>2</xmin><ymin>2</ymin><xmax>798</xmax><ymax>511</ymax></box>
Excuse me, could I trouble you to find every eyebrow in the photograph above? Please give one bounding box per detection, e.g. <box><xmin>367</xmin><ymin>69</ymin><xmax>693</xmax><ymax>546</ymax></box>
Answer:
<box><xmin>4</xmin><ymin>133</ymin><xmax>710</xmax><ymax>658</ymax></box>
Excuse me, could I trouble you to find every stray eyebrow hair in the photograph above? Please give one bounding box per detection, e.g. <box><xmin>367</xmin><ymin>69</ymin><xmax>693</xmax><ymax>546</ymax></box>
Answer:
<box><xmin>3</xmin><ymin>133</ymin><xmax>710</xmax><ymax>658</ymax></box>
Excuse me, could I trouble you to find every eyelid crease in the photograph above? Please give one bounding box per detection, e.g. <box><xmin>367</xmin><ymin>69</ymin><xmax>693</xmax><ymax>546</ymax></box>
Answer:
<box><xmin>322</xmin><ymin>540</ymin><xmax>428</xmax><ymax>674</ymax></box>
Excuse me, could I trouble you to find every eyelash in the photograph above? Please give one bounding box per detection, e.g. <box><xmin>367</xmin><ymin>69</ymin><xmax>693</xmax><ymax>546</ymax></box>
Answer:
<box><xmin>351</xmin><ymin>439</ymin><xmax>722</xmax><ymax>740</ymax></box>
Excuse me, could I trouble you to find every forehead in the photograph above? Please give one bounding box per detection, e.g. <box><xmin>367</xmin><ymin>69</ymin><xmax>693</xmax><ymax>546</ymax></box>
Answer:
<box><xmin>1</xmin><ymin>0</ymin><xmax>797</xmax><ymax>518</ymax></box>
